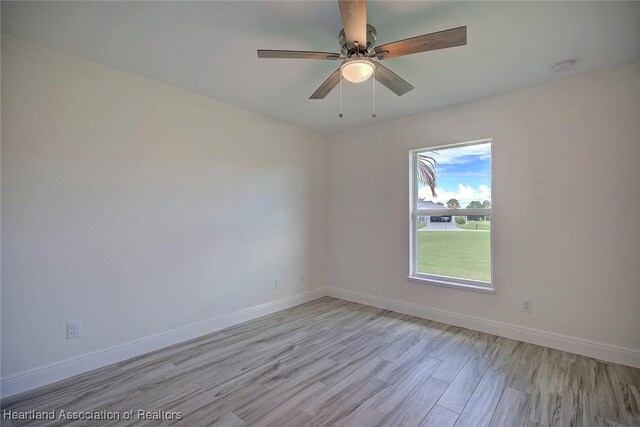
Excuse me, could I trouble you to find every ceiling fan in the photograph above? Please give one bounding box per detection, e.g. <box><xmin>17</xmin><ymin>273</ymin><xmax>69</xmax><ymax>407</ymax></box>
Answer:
<box><xmin>257</xmin><ymin>0</ymin><xmax>466</xmax><ymax>102</ymax></box>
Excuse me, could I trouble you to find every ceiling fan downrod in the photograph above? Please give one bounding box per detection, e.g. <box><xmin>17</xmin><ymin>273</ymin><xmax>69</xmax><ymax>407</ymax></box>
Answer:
<box><xmin>339</xmin><ymin>25</ymin><xmax>377</xmax><ymax>57</ymax></box>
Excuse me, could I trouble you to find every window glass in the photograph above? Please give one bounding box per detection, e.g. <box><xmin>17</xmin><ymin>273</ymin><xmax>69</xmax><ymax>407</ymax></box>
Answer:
<box><xmin>411</xmin><ymin>141</ymin><xmax>492</xmax><ymax>288</ymax></box>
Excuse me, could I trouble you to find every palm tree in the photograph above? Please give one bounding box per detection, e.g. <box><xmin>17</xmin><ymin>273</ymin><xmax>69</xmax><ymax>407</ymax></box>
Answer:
<box><xmin>417</xmin><ymin>153</ymin><xmax>438</xmax><ymax>197</ymax></box>
<box><xmin>446</xmin><ymin>198</ymin><xmax>460</xmax><ymax>209</ymax></box>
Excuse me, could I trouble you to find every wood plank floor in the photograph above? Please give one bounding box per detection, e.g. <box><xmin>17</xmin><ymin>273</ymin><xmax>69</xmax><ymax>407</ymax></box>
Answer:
<box><xmin>2</xmin><ymin>297</ymin><xmax>639</xmax><ymax>426</ymax></box>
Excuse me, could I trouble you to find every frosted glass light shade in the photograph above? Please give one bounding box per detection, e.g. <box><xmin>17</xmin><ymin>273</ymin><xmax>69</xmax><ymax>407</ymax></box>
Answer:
<box><xmin>341</xmin><ymin>59</ymin><xmax>375</xmax><ymax>83</ymax></box>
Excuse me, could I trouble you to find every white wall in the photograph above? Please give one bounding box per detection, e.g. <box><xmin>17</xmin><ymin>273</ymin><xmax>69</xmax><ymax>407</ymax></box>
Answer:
<box><xmin>328</xmin><ymin>62</ymin><xmax>640</xmax><ymax>352</ymax></box>
<box><xmin>1</xmin><ymin>36</ymin><xmax>328</xmax><ymax>376</ymax></box>
<box><xmin>2</xmin><ymin>33</ymin><xmax>639</xmax><ymax>382</ymax></box>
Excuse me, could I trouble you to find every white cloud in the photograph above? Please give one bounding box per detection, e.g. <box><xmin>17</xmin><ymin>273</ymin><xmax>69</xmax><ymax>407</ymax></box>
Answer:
<box><xmin>423</xmin><ymin>143</ymin><xmax>491</xmax><ymax>166</ymax></box>
<box><xmin>419</xmin><ymin>183</ymin><xmax>491</xmax><ymax>206</ymax></box>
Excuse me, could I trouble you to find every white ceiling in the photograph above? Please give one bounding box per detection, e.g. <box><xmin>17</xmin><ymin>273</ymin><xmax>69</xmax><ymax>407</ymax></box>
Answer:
<box><xmin>3</xmin><ymin>1</ymin><xmax>640</xmax><ymax>134</ymax></box>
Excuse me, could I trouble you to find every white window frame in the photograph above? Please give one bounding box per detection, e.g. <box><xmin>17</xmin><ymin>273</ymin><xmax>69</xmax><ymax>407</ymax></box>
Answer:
<box><xmin>409</xmin><ymin>139</ymin><xmax>495</xmax><ymax>294</ymax></box>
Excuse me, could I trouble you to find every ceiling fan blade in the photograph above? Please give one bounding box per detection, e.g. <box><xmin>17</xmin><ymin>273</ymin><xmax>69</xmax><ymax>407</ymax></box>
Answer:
<box><xmin>375</xmin><ymin>26</ymin><xmax>467</xmax><ymax>60</ymax></box>
<box><xmin>338</xmin><ymin>0</ymin><xmax>367</xmax><ymax>49</ymax></box>
<box><xmin>374</xmin><ymin>63</ymin><xmax>414</xmax><ymax>96</ymax></box>
<box><xmin>310</xmin><ymin>69</ymin><xmax>341</xmax><ymax>99</ymax></box>
<box><xmin>257</xmin><ymin>50</ymin><xmax>341</xmax><ymax>60</ymax></box>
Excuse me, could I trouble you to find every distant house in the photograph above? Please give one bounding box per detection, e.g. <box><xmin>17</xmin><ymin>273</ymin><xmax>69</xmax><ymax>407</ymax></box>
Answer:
<box><xmin>417</xmin><ymin>200</ymin><xmax>451</xmax><ymax>223</ymax></box>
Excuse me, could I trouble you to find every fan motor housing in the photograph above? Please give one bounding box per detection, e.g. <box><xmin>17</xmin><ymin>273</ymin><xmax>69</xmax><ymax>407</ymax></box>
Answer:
<box><xmin>339</xmin><ymin>24</ymin><xmax>377</xmax><ymax>56</ymax></box>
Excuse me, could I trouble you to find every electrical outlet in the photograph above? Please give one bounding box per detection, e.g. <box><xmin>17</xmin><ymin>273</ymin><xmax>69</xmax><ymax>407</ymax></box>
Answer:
<box><xmin>521</xmin><ymin>300</ymin><xmax>532</xmax><ymax>313</ymax></box>
<box><xmin>274</xmin><ymin>279</ymin><xmax>281</xmax><ymax>289</ymax></box>
<box><xmin>300</xmin><ymin>274</ymin><xmax>306</xmax><ymax>285</ymax></box>
<box><xmin>67</xmin><ymin>321</ymin><xmax>82</xmax><ymax>339</ymax></box>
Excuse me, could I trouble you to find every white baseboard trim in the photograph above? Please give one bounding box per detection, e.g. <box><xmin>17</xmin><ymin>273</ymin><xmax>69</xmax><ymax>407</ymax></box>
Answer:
<box><xmin>1</xmin><ymin>288</ymin><xmax>329</xmax><ymax>399</ymax></box>
<box><xmin>327</xmin><ymin>287</ymin><xmax>640</xmax><ymax>369</ymax></box>
<box><xmin>4</xmin><ymin>286</ymin><xmax>636</xmax><ymax>399</ymax></box>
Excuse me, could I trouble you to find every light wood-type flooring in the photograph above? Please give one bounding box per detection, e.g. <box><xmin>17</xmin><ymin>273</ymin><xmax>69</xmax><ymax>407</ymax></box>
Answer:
<box><xmin>2</xmin><ymin>297</ymin><xmax>639</xmax><ymax>426</ymax></box>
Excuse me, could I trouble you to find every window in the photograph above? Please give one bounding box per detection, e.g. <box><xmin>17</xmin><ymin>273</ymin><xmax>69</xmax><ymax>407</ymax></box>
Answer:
<box><xmin>409</xmin><ymin>140</ymin><xmax>493</xmax><ymax>293</ymax></box>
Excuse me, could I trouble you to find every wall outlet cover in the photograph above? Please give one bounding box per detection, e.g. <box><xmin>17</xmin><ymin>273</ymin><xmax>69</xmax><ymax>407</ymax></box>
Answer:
<box><xmin>67</xmin><ymin>321</ymin><xmax>82</xmax><ymax>339</ymax></box>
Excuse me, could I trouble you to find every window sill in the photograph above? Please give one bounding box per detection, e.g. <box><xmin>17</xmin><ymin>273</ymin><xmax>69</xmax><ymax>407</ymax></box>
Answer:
<box><xmin>408</xmin><ymin>275</ymin><xmax>495</xmax><ymax>294</ymax></box>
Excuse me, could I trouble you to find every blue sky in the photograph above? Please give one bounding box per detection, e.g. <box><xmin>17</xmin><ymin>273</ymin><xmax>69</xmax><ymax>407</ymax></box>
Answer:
<box><xmin>418</xmin><ymin>143</ymin><xmax>491</xmax><ymax>206</ymax></box>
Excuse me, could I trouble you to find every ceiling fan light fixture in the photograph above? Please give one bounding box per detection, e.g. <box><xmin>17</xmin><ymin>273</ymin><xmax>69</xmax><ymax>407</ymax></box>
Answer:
<box><xmin>341</xmin><ymin>58</ymin><xmax>375</xmax><ymax>83</ymax></box>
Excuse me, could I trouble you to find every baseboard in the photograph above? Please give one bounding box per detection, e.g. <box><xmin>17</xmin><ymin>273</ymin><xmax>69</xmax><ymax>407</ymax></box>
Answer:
<box><xmin>0</xmin><ymin>288</ymin><xmax>329</xmax><ymax>399</ymax></box>
<box><xmin>4</xmin><ymin>286</ymin><xmax>636</xmax><ymax>399</ymax></box>
<box><xmin>327</xmin><ymin>287</ymin><xmax>640</xmax><ymax>369</ymax></box>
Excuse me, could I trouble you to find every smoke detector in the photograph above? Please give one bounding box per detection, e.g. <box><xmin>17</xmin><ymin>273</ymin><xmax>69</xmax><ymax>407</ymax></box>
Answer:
<box><xmin>551</xmin><ymin>60</ymin><xmax>577</xmax><ymax>73</ymax></box>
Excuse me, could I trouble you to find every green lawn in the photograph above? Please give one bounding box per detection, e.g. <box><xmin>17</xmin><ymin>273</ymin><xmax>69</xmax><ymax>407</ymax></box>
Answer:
<box><xmin>417</xmin><ymin>231</ymin><xmax>491</xmax><ymax>282</ymax></box>
<box><xmin>456</xmin><ymin>219</ymin><xmax>491</xmax><ymax>231</ymax></box>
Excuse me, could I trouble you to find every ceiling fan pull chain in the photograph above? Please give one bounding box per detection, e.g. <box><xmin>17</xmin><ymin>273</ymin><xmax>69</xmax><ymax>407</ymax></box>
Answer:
<box><xmin>339</xmin><ymin>72</ymin><xmax>344</xmax><ymax>118</ymax></box>
<box><xmin>372</xmin><ymin>67</ymin><xmax>376</xmax><ymax>119</ymax></box>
